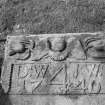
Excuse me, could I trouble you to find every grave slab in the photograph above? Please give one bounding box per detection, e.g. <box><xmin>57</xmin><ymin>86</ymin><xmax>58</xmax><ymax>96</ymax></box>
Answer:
<box><xmin>1</xmin><ymin>32</ymin><xmax>105</xmax><ymax>104</ymax></box>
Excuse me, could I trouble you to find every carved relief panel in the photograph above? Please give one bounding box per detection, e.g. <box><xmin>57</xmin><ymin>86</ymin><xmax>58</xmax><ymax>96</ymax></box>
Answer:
<box><xmin>2</xmin><ymin>33</ymin><xmax>105</xmax><ymax>94</ymax></box>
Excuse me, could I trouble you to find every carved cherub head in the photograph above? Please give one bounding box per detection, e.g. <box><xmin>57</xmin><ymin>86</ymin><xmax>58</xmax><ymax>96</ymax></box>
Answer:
<box><xmin>47</xmin><ymin>37</ymin><xmax>67</xmax><ymax>52</ymax></box>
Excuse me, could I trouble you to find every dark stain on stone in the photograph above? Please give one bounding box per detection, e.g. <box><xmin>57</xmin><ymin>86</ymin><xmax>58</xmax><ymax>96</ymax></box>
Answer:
<box><xmin>0</xmin><ymin>85</ymin><xmax>12</xmax><ymax>105</ymax></box>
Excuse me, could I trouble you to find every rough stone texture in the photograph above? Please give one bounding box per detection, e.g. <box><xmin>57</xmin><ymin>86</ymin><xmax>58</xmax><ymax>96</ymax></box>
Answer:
<box><xmin>1</xmin><ymin>95</ymin><xmax>105</xmax><ymax>105</ymax></box>
<box><xmin>2</xmin><ymin>32</ymin><xmax>105</xmax><ymax>104</ymax></box>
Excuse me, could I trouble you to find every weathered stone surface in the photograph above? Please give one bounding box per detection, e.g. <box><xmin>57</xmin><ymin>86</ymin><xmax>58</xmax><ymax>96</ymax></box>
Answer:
<box><xmin>2</xmin><ymin>32</ymin><xmax>105</xmax><ymax>95</ymax></box>
<box><xmin>1</xmin><ymin>95</ymin><xmax>105</xmax><ymax>105</ymax></box>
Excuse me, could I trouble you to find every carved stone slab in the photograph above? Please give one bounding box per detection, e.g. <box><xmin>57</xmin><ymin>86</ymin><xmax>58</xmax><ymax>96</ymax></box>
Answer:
<box><xmin>2</xmin><ymin>32</ymin><xmax>105</xmax><ymax>94</ymax></box>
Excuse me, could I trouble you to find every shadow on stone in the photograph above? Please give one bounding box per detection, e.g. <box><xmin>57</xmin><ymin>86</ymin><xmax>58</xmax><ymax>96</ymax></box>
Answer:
<box><xmin>0</xmin><ymin>57</ymin><xmax>3</xmax><ymax>77</ymax></box>
<box><xmin>0</xmin><ymin>84</ymin><xmax>12</xmax><ymax>105</ymax></box>
<box><xmin>0</xmin><ymin>58</ymin><xmax>12</xmax><ymax>105</ymax></box>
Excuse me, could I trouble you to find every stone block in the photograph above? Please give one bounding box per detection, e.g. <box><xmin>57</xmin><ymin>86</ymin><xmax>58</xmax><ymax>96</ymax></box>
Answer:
<box><xmin>2</xmin><ymin>32</ymin><xmax>105</xmax><ymax>95</ymax></box>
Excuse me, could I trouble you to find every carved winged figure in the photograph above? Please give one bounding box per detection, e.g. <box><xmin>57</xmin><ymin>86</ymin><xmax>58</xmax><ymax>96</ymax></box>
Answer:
<box><xmin>31</xmin><ymin>37</ymin><xmax>70</xmax><ymax>61</ymax></box>
<box><xmin>8</xmin><ymin>37</ymin><xmax>35</xmax><ymax>60</ymax></box>
<box><xmin>84</xmin><ymin>37</ymin><xmax>105</xmax><ymax>59</ymax></box>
